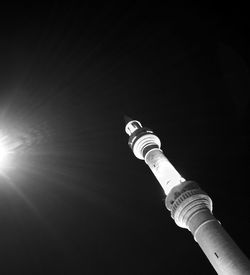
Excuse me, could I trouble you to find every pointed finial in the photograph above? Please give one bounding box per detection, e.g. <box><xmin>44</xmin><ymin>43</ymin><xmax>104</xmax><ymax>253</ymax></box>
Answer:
<box><xmin>124</xmin><ymin>115</ymin><xmax>133</xmax><ymax>125</ymax></box>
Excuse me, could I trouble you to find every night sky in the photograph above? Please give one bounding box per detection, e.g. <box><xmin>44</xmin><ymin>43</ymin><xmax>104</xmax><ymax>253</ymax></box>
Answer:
<box><xmin>0</xmin><ymin>4</ymin><xmax>249</xmax><ymax>274</ymax></box>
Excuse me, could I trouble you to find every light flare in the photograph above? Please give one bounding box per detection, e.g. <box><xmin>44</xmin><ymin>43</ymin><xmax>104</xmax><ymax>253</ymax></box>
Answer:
<box><xmin>0</xmin><ymin>130</ymin><xmax>24</xmax><ymax>174</ymax></box>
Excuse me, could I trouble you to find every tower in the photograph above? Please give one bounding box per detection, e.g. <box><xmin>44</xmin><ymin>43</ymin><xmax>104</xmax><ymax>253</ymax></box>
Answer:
<box><xmin>125</xmin><ymin>117</ymin><xmax>250</xmax><ymax>275</ymax></box>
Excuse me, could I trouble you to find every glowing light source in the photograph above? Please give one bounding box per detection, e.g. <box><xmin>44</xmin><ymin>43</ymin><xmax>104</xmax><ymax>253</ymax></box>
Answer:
<box><xmin>0</xmin><ymin>123</ymin><xmax>38</xmax><ymax>177</ymax></box>
<box><xmin>0</xmin><ymin>130</ymin><xmax>25</xmax><ymax>174</ymax></box>
<box><xmin>0</xmin><ymin>142</ymin><xmax>10</xmax><ymax>162</ymax></box>
<box><xmin>0</xmin><ymin>134</ymin><xmax>14</xmax><ymax>173</ymax></box>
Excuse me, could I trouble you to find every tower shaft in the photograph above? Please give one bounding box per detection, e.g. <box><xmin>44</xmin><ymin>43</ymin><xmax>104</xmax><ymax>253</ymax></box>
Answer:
<box><xmin>193</xmin><ymin>212</ymin><xmax>250</xmax><ymax>274</ymax></box>
<box><xmin>165</xmin><ymin>180</ymin><xmax>250</xmax><ymax>275</ymax></box>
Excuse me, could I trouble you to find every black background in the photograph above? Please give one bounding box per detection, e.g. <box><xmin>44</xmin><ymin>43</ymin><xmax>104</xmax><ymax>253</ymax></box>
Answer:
<box><xmin>0</xmin><ymin>4</ymin><xmax>249</xmax><ymax>274</ymax></box>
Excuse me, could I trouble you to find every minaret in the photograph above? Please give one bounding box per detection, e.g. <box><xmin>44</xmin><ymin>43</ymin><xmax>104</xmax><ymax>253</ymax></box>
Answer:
<box><xmin>125</xmin><ymin>117</ymin><xmax>250</xmax><ymax>275</ymax></box>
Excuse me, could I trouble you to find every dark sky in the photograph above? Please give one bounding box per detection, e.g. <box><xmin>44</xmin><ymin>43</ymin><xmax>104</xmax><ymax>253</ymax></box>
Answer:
<box><xmin>0</xmin><ymin>4</ymin><xmax>249</xmax><ymax>274</ymax></box>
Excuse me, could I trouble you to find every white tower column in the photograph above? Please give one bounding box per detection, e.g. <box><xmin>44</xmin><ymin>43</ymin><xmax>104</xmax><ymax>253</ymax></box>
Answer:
<box><xmin>125</xmin><ymin>117</ymin><xmax>250</xmax><ymax>275</ymax></box>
